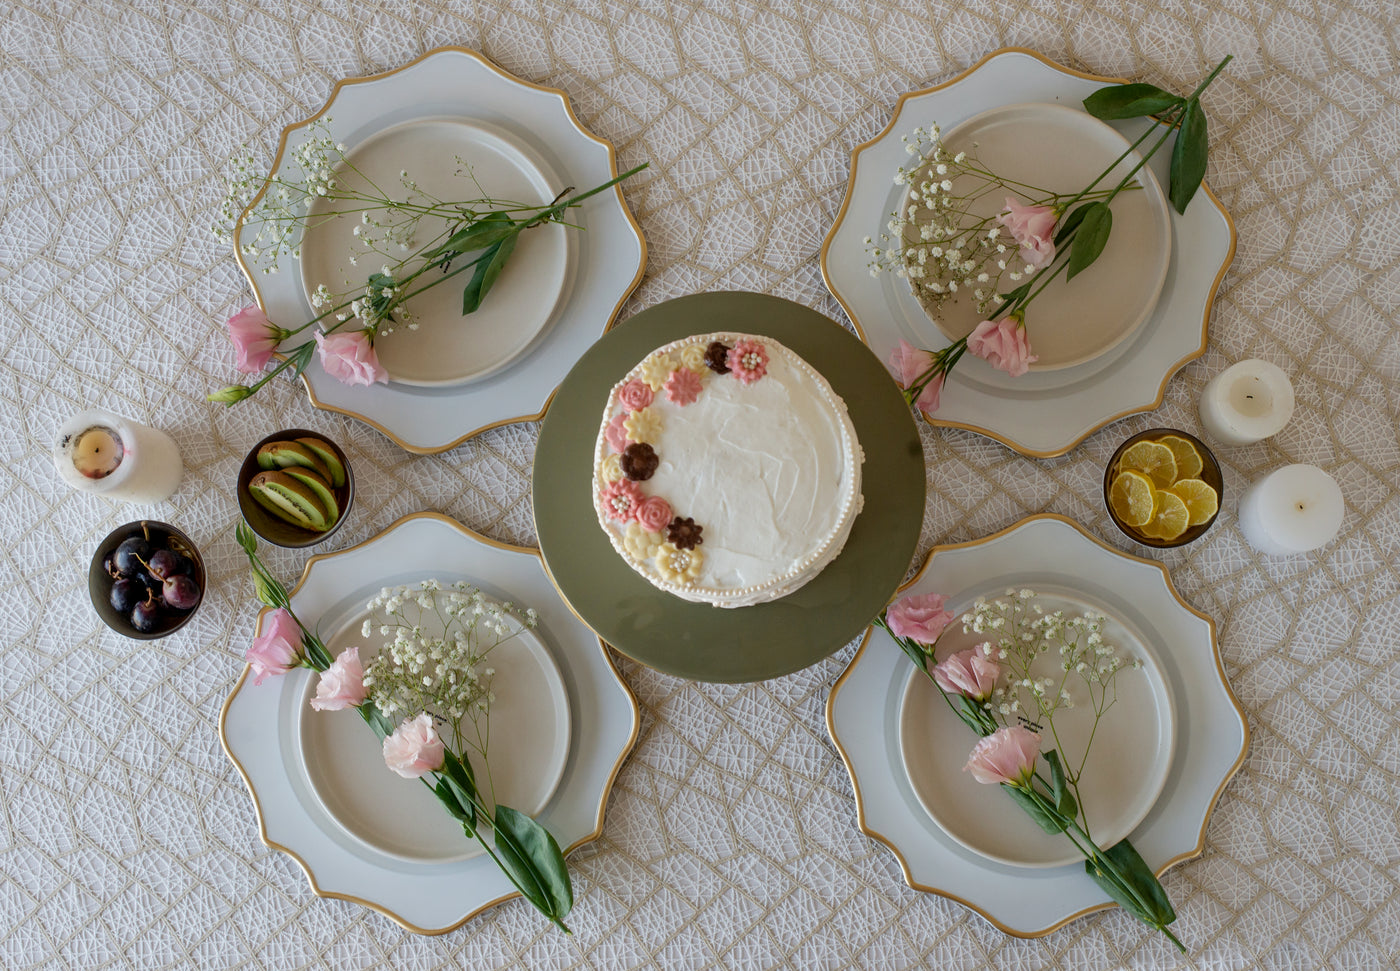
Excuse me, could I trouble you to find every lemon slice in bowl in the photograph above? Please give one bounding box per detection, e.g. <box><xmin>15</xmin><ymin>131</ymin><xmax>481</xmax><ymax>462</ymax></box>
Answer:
<box><xmin>1109</xmin><ymin>470</ymin><xmax>1158</xmax><ymax>527</ymax></box>
<box><xmin>1159</xmin><ymin>434</ymin><xmax>1204</xmax><ymax>480</ymax></box>
<box><xmin>1139</xmin><ymin>490</ymin><xmax>1190</xmax><ymax>540</ymax></box>
<box><xmin>1169</xmin><ymin>478</ymin><xmax>1219</xmax><ymax>526</ymax></box>
<box><xmin>1119</xmin><ymin>441</ymin><xmax>1178</xmax><ymax>489</ymax></box>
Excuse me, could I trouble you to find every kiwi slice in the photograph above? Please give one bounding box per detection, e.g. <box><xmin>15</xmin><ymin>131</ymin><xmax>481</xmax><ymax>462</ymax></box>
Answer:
<box><xmin>282</xmin><ymin>466</ymin><xmax>339</xmax><ymax>528</ymax></box>
<box><xmin>257</xmin><ymin>441</ymin><xmax>333</xmax><ymax>483</ymax></box>
<box><xmin>296</xmin><ymin>437</ymin><xmax>347</xmax><ymax>488</ymax></box>
<box><xmin>247</xmin><ymin>470</ymin><xmax>329</xmax><ymax>531</ymax></box>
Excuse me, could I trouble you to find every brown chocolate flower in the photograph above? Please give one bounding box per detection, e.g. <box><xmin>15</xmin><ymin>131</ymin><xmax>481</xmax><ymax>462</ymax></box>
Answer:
<box><xmin>704</xmin><ymin>341</ymin><xmax>731</xmax><ymax>374</ymax></box>
<box><xmin>621</xmin><ymin>442</ymin><xmax>659</xmax><ymax>481</ymax></box>
<box><xmin>666</xmin><ymin>516</ymin><xmax>703</xmax><ymax>550</ymax></box>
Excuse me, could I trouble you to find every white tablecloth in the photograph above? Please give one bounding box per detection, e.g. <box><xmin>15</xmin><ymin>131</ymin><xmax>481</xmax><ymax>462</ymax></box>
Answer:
<box><xmin>3</xmin><ymin>1</ymin><xmax>1397</xmax><ymax>967</ymax></box>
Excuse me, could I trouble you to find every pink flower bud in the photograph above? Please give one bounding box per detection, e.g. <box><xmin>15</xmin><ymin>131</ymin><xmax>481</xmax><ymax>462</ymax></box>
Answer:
<box><xmin>967</xmin><ymin>318</ymin><xmax>1038</xmax><ymax>378</ymax></box>
<box><xmin>226</xmin><ymin>306</ymin><xmax>282</xmax><ymax>374</ymax></box>
<box><xmin>246</xmin><ymin>608</ymin><xmax>302</xmax><ymax>685</ymax></box>
<box><xmin>383</xmin><ymin>712</ymin><xmax>446</xmax><ymax>779</ymax></box>
<box><xmin>932</xmin><ymin>646</ymin><xmax>1001</xmax><ymax>701</ymax></box>
<box><xmin>964</xmin><ymin>725</ymin><xmax>1041</xmax><ymax>786</ymax></box>
<box><xmin>885</xmin><ymin>592</ymin><xmax>954</xmax><ymax>646</ymax></box>
<box><xmin>314</xmin><ymin>330</ymin><xmax>388</xmax><ymax>387</ymax></box>
<box><xmin>309</xmin><ymin>646</ymin><xmax>368</xmax><ymax>711</ymax></box>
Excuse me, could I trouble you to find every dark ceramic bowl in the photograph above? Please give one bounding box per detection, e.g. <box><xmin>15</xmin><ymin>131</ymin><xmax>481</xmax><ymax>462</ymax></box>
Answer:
<box><xmin>1104</xmin><ymin>427</ymin><xmax>1224</xmax><ymax>549</ymax></box>
<box><xmin>237</xmin><ymin>428</ymin><xmax>355</xmax><ymax>549</ymax></box>
<box><xmin>89</xmin><ymin>520</ymin><xmax>205</xmax><ymax>639</ymax></box>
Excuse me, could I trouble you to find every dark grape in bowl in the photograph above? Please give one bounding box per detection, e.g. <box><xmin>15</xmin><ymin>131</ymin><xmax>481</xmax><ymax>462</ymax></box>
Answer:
<box><xmin>89</xmin><ymin>520</ymin><xmax>205</xmax><ymax>639</ymax></box>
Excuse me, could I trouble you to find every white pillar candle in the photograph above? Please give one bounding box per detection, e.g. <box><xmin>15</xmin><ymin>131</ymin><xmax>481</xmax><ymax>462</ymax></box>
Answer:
<box><xmin>1198</xmin><ymin>360</ymin><xmax>1294</xmax><ymax>446</ymax></box>
<box><xmin>53</xmin><ymin>409</ymin><xmax>183</xmax><ymax>504</ymax></box>
<box><xmin>1237</xmin><ymin>464</ymin><xmax>1343</xmax><ymax>555</ymax></box>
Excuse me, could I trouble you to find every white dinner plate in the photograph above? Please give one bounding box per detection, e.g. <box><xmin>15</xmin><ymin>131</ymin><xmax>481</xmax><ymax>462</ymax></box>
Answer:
<box><xmin>299</xmin><ymin>117</ymin><xmax>572</xmax><ymax>387</ymax></box>
<box><xmin>827</xmin><ymin>515</ymin><xmax>1248</xmax><ymax>937</ymax></box>
<box><xmin>221</xmin><ymin>513</ymin><xmax>639</xmax><ymax>934</ymax></box>
<box><xmin>897</xmin><ymin>591</ymin><xmax>1175</xmax><ymax>869</ymax></box>
<box><xmin>908</xmin><ymin>103</ymin><xmax>1172</xmax><ymax>370</ymax></box>
<box><xmin>296</xmin><ymin>606</ymin><xmax>571</xmax><ymax>864</ymax></box>
<box><xmin>822</xmin><ymin>48</ymin><xmax>1236</xmax><ymax>457</ymax></box>
<box><xmin>235</xmin><ymin>47</ymin><xmax>646</xmax><ymax>453</ymax></box>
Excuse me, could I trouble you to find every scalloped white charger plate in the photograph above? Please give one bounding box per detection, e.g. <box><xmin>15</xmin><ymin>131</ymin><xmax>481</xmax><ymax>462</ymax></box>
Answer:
<box><xmin>235</xmin><ymin>47</ymin><xmax>646</xmax><ymax>453</ymax></box>
<box><xmin>827</xmin><ymin>515</ymin><xmax>1248</xmax><ymax>937</ymax></box>
<box><xmin>221</xmin><ymin>513</ymin><xmax>639</xmax><ymax>934</ymax></box>
<box><xmin>821</xmin><ymin>48</ymin><xmax>1236</xmax><ymax>457</ymax></box>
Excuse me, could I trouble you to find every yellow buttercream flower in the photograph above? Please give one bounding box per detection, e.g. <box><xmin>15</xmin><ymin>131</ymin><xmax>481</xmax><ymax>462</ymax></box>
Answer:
<box><xmin>622</xmin><ymin>522</ymin><xmax>664</xmax><ymax>562</ymax></box>
<box><xmin>637</xmin><ymin>353</ymin><xmax>676</xmax><ymax>391</ymax></box>
<box><xmin>623</xmin><ymin>407</ymin><xmax>662</xmax><ymax>445</ymax></box>
<box><xmin>678</xmin><ymin>343</ymin><xmax>709</xmax><ymax>375</ymax></box>
<box><xmin>598</xmin><ymin>453</ymin><xmax>625</xmax><ymax>483</ymax></box>
<box><xmin>654</xmin><ymin>542</ymin><xmax>704</xmax><ymax>584</ymax></box>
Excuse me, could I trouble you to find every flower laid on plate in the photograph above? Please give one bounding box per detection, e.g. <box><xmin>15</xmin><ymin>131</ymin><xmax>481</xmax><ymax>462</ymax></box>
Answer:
<box><xmin>209</xmin><ymin>120</ymin><xmax>647</xmax><ymax>405</ymax></box>
<box><xmin>234</xmin><ymin>524</ymin><xmax>573</xmax><ymax>933</ymax></box>
<box><xmin>874</xmin><ymin>588</ymin><xmax>1182</xmax><ymax>951</ymax></box>
<box><xmin>868</xmin><ymin>57</ymin><xmax>1231</xmax><ymax>416</ymax></box>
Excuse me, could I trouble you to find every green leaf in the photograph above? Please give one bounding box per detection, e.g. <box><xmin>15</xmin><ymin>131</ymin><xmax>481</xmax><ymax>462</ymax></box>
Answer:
<box><xmin>440</xmin><ymin>753</ymin><xmax>480</xmax><ymax>834</ymax></box>
<box><xmin>1044</xmin><ymin>750</ymin><xmax>1079</xmax><ymax>819</ymax></box>
<box><xmin>1083</xmin><ymin>83</ymin><xmax>1183</xmax><ymax>120</ymax></box>
<box><xmin>1002</xmin><ymin>785</ymin><xmax>1070</xmax><ymax>833</ymax></box>
<box><xmin>1169</xmin><ymin>99</ymin><xmax>1208</xmax><ymax>215</ymax></box>
<box><xmin>1085</xmin><ymin>838</ymin><xmax>1177</xmax><ymax>928</ymax></box>
<box><xmin>433</xmin><ymin>778</ymin><xmax>473</xmax><ymax>824</ymax></box>
<box><xmin>427</xmin><ymin>211</ymin><xmax>516</xmax><ymax>260</ymax></box>
<box><xmin>493</xmin><ymin>805</ymin><xmax>573</xmax><ymax>921</ymax></box>
<box><xmin>1054</xmin><ymin>201</ymin><xmax>1097</xmax><ymax>246</ymax></box>
<box><xmin>996</xmin><ymin>282</ymin><xmax>1032</xmax><ymax>306</ymax></box>
<box><xmin>1066</xmin><ymin>202</ymin><xmax>1112</xmax><ymax>280</ymax></box>
<box><xmin>460</xmin><ymin>231</ymin><xmax>520</xmax><ymax>315</ymax></box>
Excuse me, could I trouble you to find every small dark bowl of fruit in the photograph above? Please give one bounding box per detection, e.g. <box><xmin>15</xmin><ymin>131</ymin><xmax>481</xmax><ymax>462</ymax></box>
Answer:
<box><xmin>237</xmin><ymin>429</ymin><xmax>354</xmax><ymax>548</ymax></box>
<box><xmin>89</xmin><ymin>520</ymin><xmax>205</xmax><ymax>639</ymax></box>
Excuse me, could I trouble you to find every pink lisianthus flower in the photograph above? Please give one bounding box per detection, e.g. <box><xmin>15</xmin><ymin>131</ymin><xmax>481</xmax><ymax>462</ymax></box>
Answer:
<box><xmin>997</xmin><ymin>197</ymin><xmax>1057</xmax><ymax>269</ymax></box>
<box><xmin>314</xmin><ymin>330</ymin><xmax>389</xmax><ymax>387</ymax></box>
<box><xmin>246</xmin><ymin>608</ymin><xmax>302</xmax><ymax>685</ymax></box>
<box><xmin>932</xmin><ymin>646</ymin><xmax>1001</xmax><ymax>701</ymax></box>
<box><xmin>383</xmin><ymin>712</ymin><xmax>446</xmax><ymax>779</ymax></box>
<box><xmin>967</xmin><ymin>318</ymin><xmax>1038</xmax><ymax>378</ymax></box>
<box><xmin>887</xmin><ymin>339</ymin><xmax>944</xmax><ymax>414</ymax></box>
<box><xmin>886</xmin><ymin>592</ymin><xmax>954</xmax><ymax>646</ymax></box>
<box><xmin>964</xmin><ymin>725</ymin><xmax>1041</xmax><ymax>786</ymax></box>
<box><xmin>226</xmin><ymin>306</ymin><xmax>284</xmax><ymax>374</ymax></box>
<box><xmin>309</xmin><ymin>646</ymin><xmax>368</xmax><ymax>711</ymax></box>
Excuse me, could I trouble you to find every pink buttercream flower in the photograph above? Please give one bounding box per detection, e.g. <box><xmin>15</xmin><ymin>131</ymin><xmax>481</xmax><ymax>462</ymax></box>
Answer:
<box><xmin>967</xmin><ymin>318</ymin><xmax>1038</xmax><ymax>378</ymax></box>
<box><xmin>886</xmin><ymin>592</ymin><xmax>954</xmax><ymax>646</ymax></box>
<box><xmin>246</xmin><ymin>608</ymin><xmax>302</xmax><ymax>685</ymax></box>
<box><xmin>932</xmin><ymin>646</ymin><xmax>1001</xmax><ymax>701</ymax></box>
<box><xmin>726</xmin><ymin>340</ymin><xmax>768</xmax><ymax>384</ymax></box>
<box><xmin>309</xmin><ymin>646</ymin><xmax>368</xmax><ymax>711</ymax></box>
<box><xmin>618</xmin><ymin>379</ymin><xmax>655</xmax><ymax>412</ymax></box>
<box><xmin>226</xmin><ymin>306</ymin><xmax>283</xmax><ymax>374</ymax></box>
<box><xmin>964</xmin><ymin>725</ymin><xmax>1041</xmax><ymax>786</ymax></box>
<box><xmin>664</xmin><ymin>368</ymin><xmax>703</xmax><ymax>405</ymax></box>
<box><xmin>635</xmin><ymin>495</ymin><xmax>673</xmax><ymax>532</ymax></box>
<box><xmin>314</xmin><ymin>330</ymin><xmax>389</xmax><ymax>387</ymax></box>
<box><xmin>997</xmin><ymin>197</ymin><xmax>1057</xmax><ymax>269</ymax></box>
<box><xmin>600</xmin><ymin>477</ymin><xmax>645</xmax><ymax>523</ymax></box>
<box><xmin>382</xmin><ymin>712</ymin><xmax>446</xmax><ymax>779</ymax></box>
<box><xmin>605</xmin><ymin>412</ymin><xmax>630</xmax><ymax>454</ymax></box>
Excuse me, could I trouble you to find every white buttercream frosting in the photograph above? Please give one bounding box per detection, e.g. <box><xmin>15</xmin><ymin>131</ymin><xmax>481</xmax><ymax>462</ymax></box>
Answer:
<box><xmin>593</xmin><ymin>333</ymin><xmax>863</xmax><ymax>608</ymax></box>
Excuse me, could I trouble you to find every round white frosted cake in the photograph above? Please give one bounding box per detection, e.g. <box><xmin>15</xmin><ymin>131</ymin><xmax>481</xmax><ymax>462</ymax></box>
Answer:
<box><xmin>592</xmin><ymin>332</ymin><xmax>864</xmax><ymax>608</ymax></box>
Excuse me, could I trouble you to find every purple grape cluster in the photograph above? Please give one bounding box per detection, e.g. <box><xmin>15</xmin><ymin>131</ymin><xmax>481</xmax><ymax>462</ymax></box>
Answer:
<box><xmin>103</xmin><ymin>533</ymin><xmax>202</xmax><ymax>633</ymax></box>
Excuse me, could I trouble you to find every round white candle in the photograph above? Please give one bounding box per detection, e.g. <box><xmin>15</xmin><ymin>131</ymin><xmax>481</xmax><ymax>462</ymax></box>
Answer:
<box><xmin>53</xmin><ymin>409</ymin><xmax>183</xmax><ymax>504</ymax></box>
<box><xmin>1198</xmin><ymin>360</ymin><xmax>1294</xmax><ymax>446</ymax></box>
<box><xmin>1237</xmin><ymin>464</ymin><xmax>1343</xmax><ymax>555</ymax></box>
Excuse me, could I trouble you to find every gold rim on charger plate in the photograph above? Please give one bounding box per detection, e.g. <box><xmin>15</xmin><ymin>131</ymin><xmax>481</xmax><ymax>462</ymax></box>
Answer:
<box><xmin>819</xmin><ymin>47</ymin><xmax>1238</xmax><ymax>459</ymax></box>
<box><xmin>234</xmin><ymin>46</ymin><xmax>648</xmax><ymax>454</ymax></box>
<box><xmin>217</xmin><ymin>511</ymin><xmax>642</xmax><ymax>935</ymax></box>
<box><xmin>824</xmin><ymin>513</ymin><xmax>1250</xmax><ymax>937</ymax></box>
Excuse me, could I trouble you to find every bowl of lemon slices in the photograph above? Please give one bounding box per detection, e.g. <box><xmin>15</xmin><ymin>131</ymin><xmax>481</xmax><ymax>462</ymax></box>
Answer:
<box><xmin>1104</xmin><ymin>428</ymin><xmax>1223</xmax><ymax>548</ymax></box>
